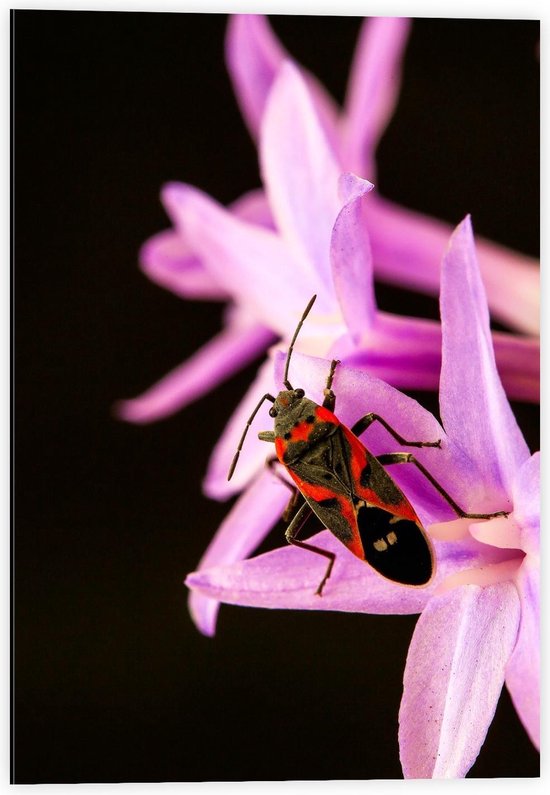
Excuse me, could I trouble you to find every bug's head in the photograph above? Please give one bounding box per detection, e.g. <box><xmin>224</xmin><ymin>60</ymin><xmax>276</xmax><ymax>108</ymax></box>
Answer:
<box><xmin>270</xmin><ymin>387</ymin><xmax>304</xmax><ymax>414</ymax></box>
<box><xmin>269</xmin><ymin>388</ymin><xmax>321</xmax><ymax>439</ymax></box>
<box><xmin>269</xmin><ymin>388</ymin><xmax>305</xmax><ymax>419</ymax></box>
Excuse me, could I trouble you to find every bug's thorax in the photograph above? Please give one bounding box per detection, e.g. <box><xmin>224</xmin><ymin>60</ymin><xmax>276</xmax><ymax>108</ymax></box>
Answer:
<box><xmin>271</xmin><ymin>389</ymin><xmax>340</xmax><ymax>466</ymax></box>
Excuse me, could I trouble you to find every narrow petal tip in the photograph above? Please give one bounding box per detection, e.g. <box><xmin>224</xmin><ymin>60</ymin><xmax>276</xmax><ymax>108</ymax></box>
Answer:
<box><xmin>161</xmin><ymin>180</ymin><xmax>185</xmax><ymax>202</ymax></box>
<box><xmin>112</xmin><ymin>397</ymin><xmax>155</xmax><ymax>425</ymax></box>
<box><xmin>446</xmin><ymin>213</ymin><xmax>473</xmax><ymax>252</ymax></box>
<box><xmin>187</xmin><ymin>587</ymin><xmax>220</xmax><ymax>638</ymax></box>
<box><xmin>160</xmin><ymin>181</ymin><xmax>213</xmax><ymax>227</ymax></box>
<box><xmin>225</xmin><ymin>14</ymin><xmax>287</xmax><ymax>139</ymax></box>
<box><xmin>338</xmin><ymin>172</ymin><xmax>375</xmax><ymax>204</ymax></box>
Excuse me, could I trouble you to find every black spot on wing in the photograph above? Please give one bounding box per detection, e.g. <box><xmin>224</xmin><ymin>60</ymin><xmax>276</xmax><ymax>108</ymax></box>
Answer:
<box><xmin>316</xmin><ymin>497</ymin><xmax>339</xmax><ymax>510</ymax></box>
<box><xmin>357</xmin><ymin>506</ymin><xmax>433</xmax><ymax>586</ymax></box>
<box><xmin>360</xmin><ymin>462</ymin><xmax>371</xmax><ymax>487</ymax></box>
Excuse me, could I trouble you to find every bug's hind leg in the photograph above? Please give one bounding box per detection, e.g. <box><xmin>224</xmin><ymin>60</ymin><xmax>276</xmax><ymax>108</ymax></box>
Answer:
<box><xmin>285</xmin><ymin>502</ymin><xmax>336</xmax><ymax>596</ymax></box>
<box><xmin>352</xmin><ymin>413</ymin><xmax>441</xmax><ymax>448</ymax></box>
<box><xmin>377</xmin><ymin>452</ymin><xmax>509</xmax><ymax>519</ymax></box>
<box><xmin>322</xmin><ymin>359</ymin><xmax>340</xmax><ymax>412</ymax></box>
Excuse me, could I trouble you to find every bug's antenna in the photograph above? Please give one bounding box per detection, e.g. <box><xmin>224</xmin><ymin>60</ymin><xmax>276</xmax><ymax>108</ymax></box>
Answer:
<box><xmin>283</xmin><ymin>295</ymin><xmax>317</xmax><ymax>390</ymax></box>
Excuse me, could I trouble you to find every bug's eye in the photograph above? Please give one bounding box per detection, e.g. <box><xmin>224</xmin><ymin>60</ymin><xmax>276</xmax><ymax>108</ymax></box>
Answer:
<box><xmin>295</xmin><ymin>388</ymin><xmax>305</xmax><ymax>399</ymax></box>
<box><xmin>269</xmin><ymin>407</ymin><xmax>278</xmax><ymax>418</ymax></box>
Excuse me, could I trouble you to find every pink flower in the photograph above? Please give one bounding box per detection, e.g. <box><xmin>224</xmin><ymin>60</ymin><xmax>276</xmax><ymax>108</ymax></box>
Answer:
<box><xmin>227</xmin><ymin>15</ymin><xmax>539</xmax><ymax>334</ymax></box>
<box><xmin>118</xmin><ymin>16</ymin><xmax>539</xmax><ymax>432</ymax></box>
<box><xmin>185</xmin><ymin>217</ymin><xmax>539</xmax><ymax>777</ymax></box>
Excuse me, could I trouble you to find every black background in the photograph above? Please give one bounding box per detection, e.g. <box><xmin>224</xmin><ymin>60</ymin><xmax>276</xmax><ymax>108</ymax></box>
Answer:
<box><xmin>13</xmin><ymin>10</ymin><xmax>540</xmax><ymax>783</ymax></box>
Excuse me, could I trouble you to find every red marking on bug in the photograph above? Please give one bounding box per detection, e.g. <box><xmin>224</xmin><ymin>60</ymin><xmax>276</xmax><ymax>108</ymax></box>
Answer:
<box><xmin>290</xmin><ymin>422</ymin><xmax>312</xmax><ymax>443</ymax></box>
<box><xmin>333</xmin><ymin>495</ymin><xmax>363</xmax><ymax>558</ymax></box>
<box><xmin>288</xmin><ymin>479</ymin><xmax>334</xmax><ymax>503</ymax></box>
<box><xmin>342</xmin><ymin>425</ymin><xmax>419</xmax><ymax>523</ymax></box>
<box><xmin>274</xmin><ymin>437</ymin><xmax>286</xmax><ymax>459</ymax></box>
<box><xmin>315</xmin><ymin>405</ymin><xmax>337</xmax><ymax>424</ymax></box>
<box><xmin>284</xmin><ymin>472</ymin><xmax>364</xmax><ymax>559</ymax></box>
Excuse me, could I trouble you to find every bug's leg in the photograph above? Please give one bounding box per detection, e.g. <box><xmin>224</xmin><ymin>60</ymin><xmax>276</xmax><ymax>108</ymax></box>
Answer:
<box><xmin>322</xmin><ymin>359</ymin><xmax>340</xmax><ymax>411</ymax></box>
<box><xmin>228</xmin><ymin>393</ymin><xmax>276</xmax><ymax>480</ymax></box>
<box><xmin>377</xmin><ymin>453</ymin><xmax>509</xmax><ymax>519</ymax></box>
<box><xmin>352</xmin><ymin>413</ymin><xmax>441</xmax><ymax>449</ymax></box>
<box><xmin>285</xmin><ymin>502</ymin><xmax>336</xmax><ymax>596</ymax></box>
<box><xmin>265</xmin><ymin>457</ymin><xmax>303</xmax><ymax>521</ymax></box>
<box><xmin>283</xmin><ymin>490</ymin><xmax>303</xmax><ymax>523</ymax></box>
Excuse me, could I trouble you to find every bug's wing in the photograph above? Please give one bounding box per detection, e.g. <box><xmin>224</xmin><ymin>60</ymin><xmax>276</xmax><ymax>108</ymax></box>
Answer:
<box><xmin>355</xmin><ymin>504</ymin><xmax>434</xmax><ymax>586</ymax></box>
<box><xmin>290</xmin><ymin>427</ymin><xmax>435</xmax><ymax>586</ymax></box>
<box><xmin>287</xmin><ymin>427</ymin><xmax>366</xmax><ymax>556</ymax></box>
<box><xmin>288</xmin><ymin>425</ymin><xmax>356</xmax><ymax>495</ymax></box>
<box><xmin>300</xmin><ymin>491</ymin><xmax>434</xmax><ymax>587</ymax></box>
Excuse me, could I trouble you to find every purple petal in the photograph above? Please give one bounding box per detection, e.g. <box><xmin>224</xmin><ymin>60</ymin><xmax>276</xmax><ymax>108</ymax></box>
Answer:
<box><xmin>468</xmin><ymin>515</ymin><xmax>523</xmax><ymax>553</ymax></box>
<box><xmin>260</xmin><ymin>62</ymin><xmax>342</xmax><ymax>288</ymax></box>
<box><xmin>162</xmin><ymin>182</ymin><xmax>328</xmax><ymax>333</ymax></box>
<box><xmin>226</xmin><ymin>16</ymin><xmax>340</xmax><ymax>155</ymax></box>
<box><xmin>491</xmin><ymin>330</ymin><xmax>539</xmax><ymax>404</ymax></box>
<box><xmin>140</xmin><ymin>187</ymin><xmax>274</xmax><ymax>302</ymax></box>
<box><xmin>203</xmin><ymin>357</ymin><xmax>278</xmax><ymax>500</ymax></box>
<box><xmin>399</xmin><ymin>582</ymin><xmax>520</xmax><ymax>778</ymax></box>
<box><xmin>439</xmin><ymin>217</ymin><xmax>530</xmax><ymax>498</ymax></box>
<box><xmin>469</xmin><ymin>454</ymin><xmax>539</xmax><ymax>556</ymax></box>
<box><xmin>139</xmin><ymin>188</ymin><xmax>275</xmax><ymax>304</ymax></box>
<box><xmin>116</xmin><ymin>310</ymin><xmax>274</xmax><ymax>424</ymax></box>
<box><xmin>506</xmin><ymin>558</ymin><xmax>540</xmax><ymax>749</ymax></box>
<box><xmin>230</xmin><ymin>187</ymin><xmax>274</xmax><ymax>228</ymax></box>
<box><xmin>186</xmin><ymin>529</ymin><xmax>514</xmax><ymax>616</ymax></box>
<box><xmin>342</xmin><ymin>17</ymin><xmax>411</xmax><ymax>176</ymax></box>
<box><xmin>140</xmin><ymin>229</ymin><xmax>229</xmax><ymax>300</ymax></box>
<box><xmin>331</xmin><ymin>174</ymin><xmax>376</xmax><ymax>341</ymax></box>
<box><xmin>225</xmin><ymin>15</ymin><xmax>287</xmax><ymax>140</ymax></box>
<box><xmin>346</xmin><ymin>311</ymin><xmax>539</xmax><ymax>403</ymax></box>
<box><xmin>512</xmin><ymin>452</ymin><xmax>540</xmax><ymax>556</ymax></box>
<box><xmin>276</xmin><ymin>351</ymin><xmax>503</xmax><ymax>523</ymax></box>
<box><xmin>433</xmin><ymin>556</ymin><xmax>522</xmax><ymax>593</ymax></box>
<box><xmin>346</xmin><ymin>312</ymin><xmax>442</xmax><ymax>392</ymax></box>
<box><xmin>366</xmin><ymin>196</ymin><xmax>540</xmax><ymax>335</ymax></box>
<box><xmin>188</xmin><ymin>470</ymin><xmax>290</xmax><ymax>636</ymax></box>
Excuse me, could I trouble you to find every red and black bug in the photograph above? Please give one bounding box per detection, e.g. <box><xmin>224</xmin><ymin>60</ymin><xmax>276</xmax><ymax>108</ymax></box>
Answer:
<box><xmin>228</xmin><ymin>296</ymin><xmax>508</xmax><ymax>595</ymax></box>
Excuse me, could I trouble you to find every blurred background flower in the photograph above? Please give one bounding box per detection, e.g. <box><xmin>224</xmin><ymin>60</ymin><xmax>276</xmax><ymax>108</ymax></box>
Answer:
<box><xmin>117</xmin><ymin>15</ymin><xmax>539</xmax><ymax>436</ymax></box>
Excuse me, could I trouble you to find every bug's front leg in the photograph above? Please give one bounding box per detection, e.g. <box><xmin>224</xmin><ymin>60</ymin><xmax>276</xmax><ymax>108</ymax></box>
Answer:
<box><xmin>377</xmin><ymin>452</ymin><xmax>509</xmax><ymax>519</ymax></box>
<box><xmin>285</xmin><ymin>502</ymin><xmax>336</xmax><ymax>596</ymax></box>
<box><xmin>322</xmin><ymin>359</ymin><xmax>340</xmax><ymax>412</ymax></box>
<box><xmin>352</xmin><ymin>413</ymin><xmax>441</xmax><ymax>449</ymax></box>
